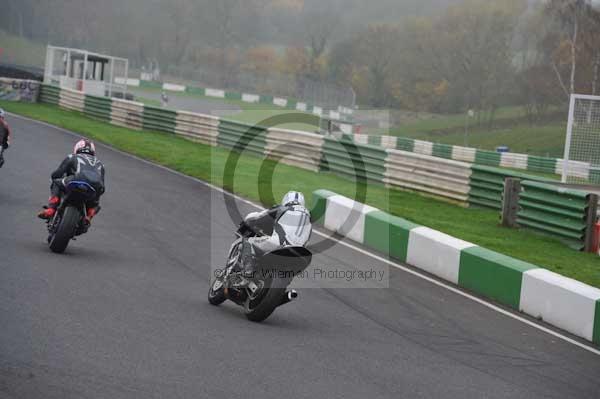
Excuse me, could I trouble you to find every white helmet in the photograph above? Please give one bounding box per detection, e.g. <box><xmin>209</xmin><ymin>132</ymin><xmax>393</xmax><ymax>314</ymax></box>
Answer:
<box><xmin>0</xmin><ymin>108</ymin><xmax>5</xmax><ymax>119</ymax></box>
<box><xmin>282</xmin><ymin>191</ymin><xmax>305</xmax><ymax>207</ymax></box>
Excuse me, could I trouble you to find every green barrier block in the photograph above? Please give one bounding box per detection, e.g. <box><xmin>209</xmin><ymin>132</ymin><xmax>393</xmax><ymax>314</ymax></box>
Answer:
<box><xmin>368</xmin><ymin>135</ymin><xmax>382</xmax><ymax>146</ymax></box>
<box><xmin>589</xmin><ymin>170</ymin><xmax>600</xmax><ymax>184</ymax></box>
<box><xmin>396</xmin><ymin>137</ymin><xmax>414</xmax><ymax>152</ymax></box>
<box><xmin>186</xmin><ymin>86</ymin><xmax>205</xmax><ymax>96</ymax></box>
<box><xmin>594</xmin><ymin>300</ymin><xmax>600</xmax><ymax>345</ymax></box>
<box><xmin>432</xmin><ymin>143</ymin><xmax>452</xmax><ymax>159</ymax></box>
<box><xmin>475</xmin><ymin>150</ymin><xmax>501</xmax><ymax>167</ymax></box>
<box><xmin>140</xmin><ymin>80</ymin><xmax>163</xmax><ymax>89</ymax></box>
<box><xmin>364</xmin><ymin>211</ymin><xmax>419</xmax><ymax>262</ymax></box>
<box><xmin>260</xmin><ymin>95</ymin><xmax>273</xmax><ymax>104</ymax></box>
<box><xmin>311</xmin><ymin>189</ymin><xmax>337</xmax><ymax>223</ymax></box>
<box><xmin>527</xmin><ymin>156</ymin><xmax>556</xmax><ymax>174</ymax></box>
<box><xmin>458</xmin><ymin>247</ymin><xmax>538</xmax><ymax>309</ymax></box>
<box><xmin>225</xmin><ymin>91</ymin><xmax>242</xmax><ymax>101</ymax></box>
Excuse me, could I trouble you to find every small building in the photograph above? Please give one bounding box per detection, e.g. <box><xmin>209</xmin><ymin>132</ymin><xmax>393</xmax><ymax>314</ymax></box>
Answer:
<box><xmin>43</xmin><ymin>45</ymin><xmax>128</xmax><ymax>98</ymax></box>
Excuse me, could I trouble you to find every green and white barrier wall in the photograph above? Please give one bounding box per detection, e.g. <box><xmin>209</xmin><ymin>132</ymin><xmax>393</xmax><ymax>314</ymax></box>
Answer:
<box><xmin>37</xmin><ymin>84</ymin><xmax>597</xmax><ymax>248</ymax></box>
<box><xmin>311</xmin><ymin>189</ymin><xmax>600</xmax><ymax>346</ymax></box>
<box><xmin>341</xmin><ymin>133</ymin><xmax>595</xmax><ymax>182</ymax></box>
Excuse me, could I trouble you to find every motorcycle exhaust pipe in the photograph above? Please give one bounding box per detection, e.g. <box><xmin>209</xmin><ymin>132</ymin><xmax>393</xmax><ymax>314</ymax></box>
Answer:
<box><xmin>279</xmin><ymin>290</ymin><xmax>298</xmax><ymax>306</ymax></box>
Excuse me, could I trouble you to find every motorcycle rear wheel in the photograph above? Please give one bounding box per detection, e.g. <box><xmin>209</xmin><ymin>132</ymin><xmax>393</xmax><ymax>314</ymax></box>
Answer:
<box><xmin>244</xmin><ymin>276</ymin><xmax>287</xmax><ymax>322</ymax></box>
<box><xmin>48</xmin><ymin>206</ymin><xmax>80</xmax><ymax>253</ymax></box>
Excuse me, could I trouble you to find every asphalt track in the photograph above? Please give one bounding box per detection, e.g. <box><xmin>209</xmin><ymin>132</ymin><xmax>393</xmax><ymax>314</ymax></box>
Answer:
<box><xmin>1</xmin><ymin>114</ymin><xmax>599</xmax><ymax>399</ymax></box>
<box><xmin>128</xmin><ymin>88</ymin><xmax>241</xmax><ymax>117</ymax></box>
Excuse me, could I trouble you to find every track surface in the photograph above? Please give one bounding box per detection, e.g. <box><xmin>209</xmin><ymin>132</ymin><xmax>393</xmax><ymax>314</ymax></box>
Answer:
<box><xmin>128</xmin><ymin>88</ymin><xmax>241</xmax><ymax>117</ymax></box>
<box><xmin>1</xmin><ymin>115</ymin><xmax>599</xmax><ymax>399</ymax></box>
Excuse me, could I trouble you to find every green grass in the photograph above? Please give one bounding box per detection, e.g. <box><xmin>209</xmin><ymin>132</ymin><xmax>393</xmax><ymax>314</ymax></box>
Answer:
<box><xmin>3</xmin><ymin>100</ymin><xmax>599</xmax><ymax>288</ymax></box>
<box><xmin>398</xmin><ymin>123</ymin><xmax>566</xmax><ymax>158</ymax></box>
<box><xmin>364</xmin><ymin>105</ymin><xmax>566</xmax><ymax>158</ymax></box>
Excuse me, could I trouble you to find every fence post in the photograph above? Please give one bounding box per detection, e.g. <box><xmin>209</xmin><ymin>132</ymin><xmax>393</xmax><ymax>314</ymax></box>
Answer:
<box><xmin>583</xmin><ymin>194</ymin><xmax>598</xmax><ymax>253</ymax></box>
<box><xmin>501</xmin><ymin>178</ymin><xmax>521</xmax><ymax>227</ymax></box>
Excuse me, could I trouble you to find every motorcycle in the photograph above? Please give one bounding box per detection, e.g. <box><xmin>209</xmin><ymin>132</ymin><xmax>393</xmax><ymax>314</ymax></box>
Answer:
<box><xmin>44</xmin><ymin>178</ymin><xmax>97</xmax><ymax>253</ymax></box>
<box><xmin>208</xmin><ymin>219</ymin><xmax>312</xmax><ymax>322</ymax></box>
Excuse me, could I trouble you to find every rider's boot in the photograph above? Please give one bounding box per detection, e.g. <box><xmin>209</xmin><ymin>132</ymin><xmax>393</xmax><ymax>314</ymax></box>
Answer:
<box><xmin>37</xmin><ymin>196</ymin><xmax>60</xmax><ymax>220</ymax></box>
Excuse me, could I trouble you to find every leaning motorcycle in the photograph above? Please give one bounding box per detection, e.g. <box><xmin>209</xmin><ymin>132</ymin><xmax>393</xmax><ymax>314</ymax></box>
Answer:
<box><xmin>44</xmin><ymin>178</ymin><xmax>96</xmax><ymax>253</ymax></box>
<box><xmin>208</xmin><ymin>216</ymin><xmax>312</xmax><ymax>322</ymax></box>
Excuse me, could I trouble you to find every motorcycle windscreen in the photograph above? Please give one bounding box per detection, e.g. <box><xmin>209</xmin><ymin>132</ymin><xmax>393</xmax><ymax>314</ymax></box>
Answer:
<box><xmin>276</xmin><ymin>209</ymin><xmax>312</xmax><ymax>247</ymax></box>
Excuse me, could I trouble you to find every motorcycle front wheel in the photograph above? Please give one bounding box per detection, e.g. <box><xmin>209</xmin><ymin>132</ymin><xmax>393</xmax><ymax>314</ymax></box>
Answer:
<box><xmin>207</xmin><ymin>274</ymin><xmax>227</xmax><ymax>305</ymax></box>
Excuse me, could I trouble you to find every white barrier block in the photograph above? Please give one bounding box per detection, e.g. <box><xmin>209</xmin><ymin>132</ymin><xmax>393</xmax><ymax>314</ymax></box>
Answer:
<box><xmin>115</xmin><ymin>78</ymin><xmax>140</xmax><ymax>87</ymax></box>
<box><xmin>296</xmin><ymin>102</ymin><xmax>307</xmax><ymax>112</ymax></box>
<box><xmin>451</xmin><ymin>146</ymin><xmax>476</xmax><ymax>163</ymax></box>
<box><xmin>205</xmin><ymin>88</ymin><xmax>225</xmax><ymax>98</ymax></box>
<box><xmin>555</xmin><ymin>159</ymin><xmax>591</xmax><ymax>179</ymax></box>
<box><xmin>500</xmin><ymin>153</ymin><xmax>528</xmax><ymax>170</ymax></box>
<box><xmin>324</xmin><ymin>195</ymin><xmax>377</xmax><ymax>244</ymax></box>
<box><xmin>380</xmin><ymin>135</ymin><xmax>397</xmax><ymax>149</ymax></box>
<box><xmin>407</xmin><ymin>227</ymin><xmax>475</xmax><ymax>284</ymax></box>
<box><xmin>520</xmin><ymin>269</ymin><xmax>600</xmax><ymax>341</ymax></box>
<box><xmin>273</xmin><ymin>97</ymin><xmax>288</xmax><ymax>107</ymax></box>
<box><xmin>413</xmin><ymin>140</ymin><xmax>433</xmax><ymax>156</ymax></box>
<box><xmin>242</xmin><ymin>93</ymin><xmax>260</xmax><ymax>103</ymax></box>
<box><xmin>353</xmin><ymin>134</ymin><xmax>369</xmax><ymax>145</ymax></box>
<box><xmin>329</xmin><ymin>111</ymin><xmax>341</xmax><ymax>120</ymax></box>
<box><xmin>340</xmin><ymin>123</ymin><xmax>353</xmax><ymax>134</ymax></box>
<box><xmin>313</xmin><ymin>106</ymin><xmax>323</xmax><ymax>116</ymax></box>
<box><xmin>163</xmin><ymin>82</ymin><xmax>186</xmax><ymax>92</ymax></box>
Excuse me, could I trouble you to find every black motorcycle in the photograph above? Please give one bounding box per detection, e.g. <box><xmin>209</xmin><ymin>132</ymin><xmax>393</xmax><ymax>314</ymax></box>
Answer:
<box><xmin>45</xmin><ymin>179</ymin><xmax>96</xmax><ymax>253</ymax></box>
<box><xmin>208</xmin><ymin>222</ymin><xmax>312</xmax><ymax>322</ymax></box>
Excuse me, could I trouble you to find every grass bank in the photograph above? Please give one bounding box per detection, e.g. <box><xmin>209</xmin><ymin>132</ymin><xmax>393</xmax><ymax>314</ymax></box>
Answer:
<box><xmin>2</xmin><ymin>100</ymin><xmax>598</xmax><ymax>288</ymax></box>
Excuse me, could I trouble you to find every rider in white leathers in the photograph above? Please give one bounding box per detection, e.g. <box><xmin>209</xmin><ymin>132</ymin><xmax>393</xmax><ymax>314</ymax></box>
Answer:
<box><xmin>239</xmin><ymin>191</ymin><xmax>312</xmax><ymax>276</ymax></box>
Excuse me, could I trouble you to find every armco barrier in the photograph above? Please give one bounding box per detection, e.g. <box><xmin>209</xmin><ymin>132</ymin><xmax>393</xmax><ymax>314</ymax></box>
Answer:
<box><xmin>143</xmin><ymin>106</ymin><xmax>177</xmax><ymax>133</ymax></box>
<box><xmin>39</xmin><ymin>85</ymin><xmax>60</xmax><ymax>105</ymax></box>
<box><xmin>343</xmin><ymin>132</ymin><xmax>592</xmax><ymax>180</ymax></box>
<box><xmin>217</xmin><ymin>119</ymin><xmax>267</xmax><ymax>157</ymax></box>
<box><xmin>174</xmin><ymin>111</ymin><xmax>219</xmax><ymax>146</ymax></box>
<box><xmin>265</xmin><ymin>128</ymin><xmax>324</xmax><ymax>172</ymax></box>
<box><xmin>468</xmin><ymin>165</ymin><xmax>552</xmax><ymax>210</ymax></box>
<box><xmin>36</xmin><ymin>84</ymin><xmax>524</xmax><ymax>207</ymax></box>
<box><xmin>110</xmin><ymin>98</ymin><xmax>144</xmax><ymax>130</ymax></box>
<box><xmin>58</xmin><ymin>88</ymin><xmax>84</xmax><ymax>113</ymax></box>
<box><xmin>384</xmin><ymin>149</ymin><xmax>472</xmax><ymax>205</ymax></box>
<box><xmin>311</xmin><ymin>189</ymin><xmax>600</xmax><ymax>345</ymax></box>
<box><xmin>516</xmin><ymin>181</ymin><xmax>596</xmax><ymax>250</ymax></box>
<box><xmin>83</xmin><ymin>94</ymin><xmax>112</xmax><ymax>122</ymax></box>
<box><xmin>320</xmin><ymin>137</ymin><xmax>386</xmax><ymax>183</ymax></box>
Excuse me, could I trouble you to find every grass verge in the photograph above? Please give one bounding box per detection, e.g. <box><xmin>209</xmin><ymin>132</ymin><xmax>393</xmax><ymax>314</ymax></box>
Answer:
<box><xmin>3</xmin><ymin>100</ymin><xmax>599</xmax><ymax>288</ymax></box>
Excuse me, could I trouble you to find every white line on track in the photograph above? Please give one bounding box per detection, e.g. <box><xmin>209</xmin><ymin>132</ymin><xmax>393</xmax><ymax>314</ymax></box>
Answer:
<box><xmin>10</xmin><ymin>112</ymin><xmax>600</xmax><ymax>356</ymax></box>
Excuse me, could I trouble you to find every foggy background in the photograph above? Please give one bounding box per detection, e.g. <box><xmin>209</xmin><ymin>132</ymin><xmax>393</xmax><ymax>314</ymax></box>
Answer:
<box><xmin>1</xmin><ymin>0</ymin><xmax>599</xmax><ymax>120</ymax></box>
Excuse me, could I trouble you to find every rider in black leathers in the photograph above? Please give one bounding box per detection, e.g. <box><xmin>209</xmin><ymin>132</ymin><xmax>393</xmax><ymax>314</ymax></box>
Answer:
<box><xmin>37</xmin><ymin>139</ymin><xmax>105</xmax><ymax>224</ymax></box>
<box><xmin>0</xmin><ymin>108</ymin><xmax>11</xmax><ymax>168</ymax></box>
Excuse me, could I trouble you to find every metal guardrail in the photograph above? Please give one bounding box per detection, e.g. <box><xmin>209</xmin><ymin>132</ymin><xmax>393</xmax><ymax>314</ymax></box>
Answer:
<box><xmin>320</xmin><ymin>137</ymin><xmax>387</xmax><ymax>183</ymax></box>
<box><xmin>385</xmin><ymin>149</ymin><xmax>471</xmax><ymax>205</ymax></box>
<box><xmin>469</xmin><ymin>165</ymin><xmax>553</xmax><ymax>210</ymax></box>
<box><xmin>500</xmin><ymin>180</ymin><xmax>599</xmax><ymax>251</ymax></box>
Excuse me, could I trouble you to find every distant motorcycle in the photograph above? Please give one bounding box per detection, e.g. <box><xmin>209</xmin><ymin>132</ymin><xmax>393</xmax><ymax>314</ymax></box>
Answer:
<box><xmin>44</xmin><ymin>178</ymin><xmax>97</xmax><ymax>253</ymax></box>
<box><xmin>208</xmin><ymin>221</ymin><xmax>312</xmax><ymax>322</ymax></box>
